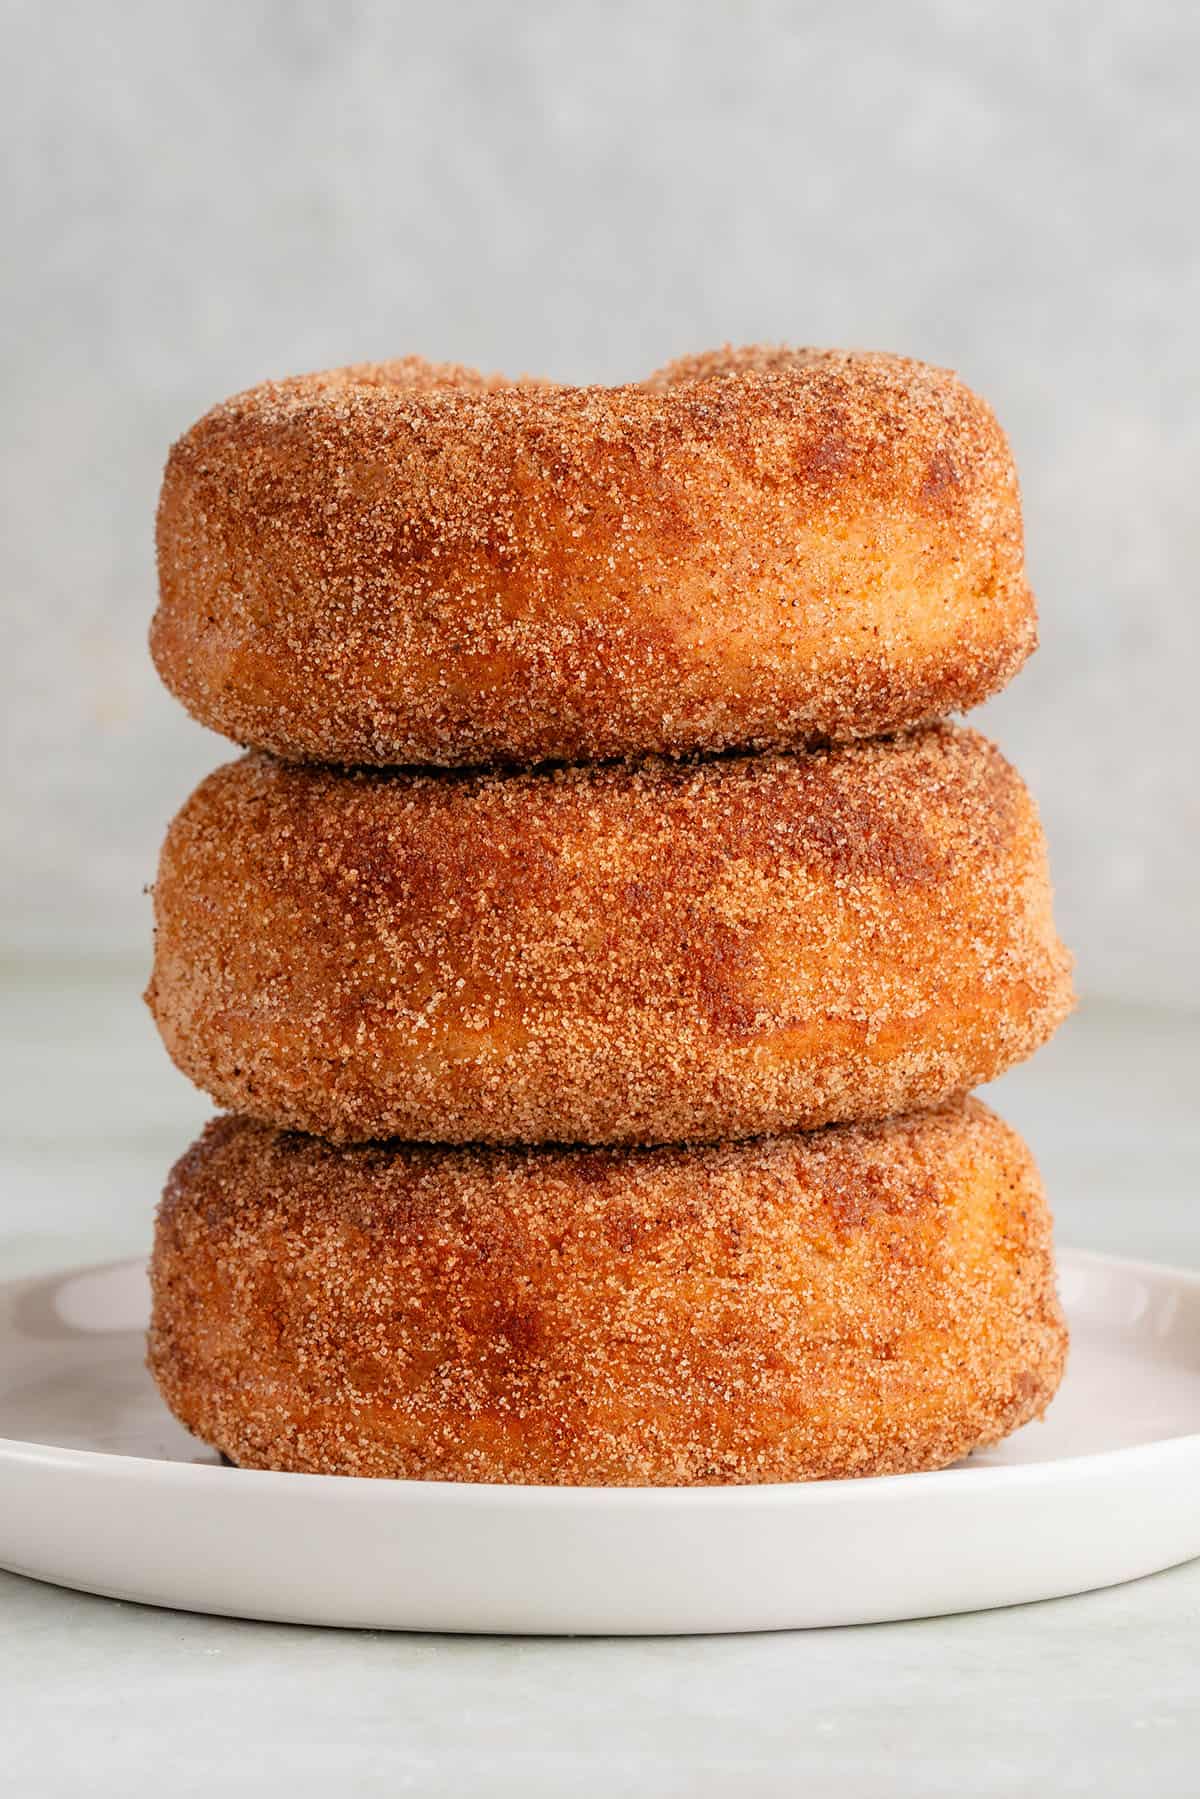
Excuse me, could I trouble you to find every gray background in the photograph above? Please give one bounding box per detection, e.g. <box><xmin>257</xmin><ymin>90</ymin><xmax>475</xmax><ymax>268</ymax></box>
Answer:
<box><xmin>3</xmin><ymin>9</ymin><xmax>1200</xmax><ymax>1781</ymax></box>
<box><xmin>3</xmin><ymin>0</ymin><xmax>1197</xmax><ymax>1004</ymax></box>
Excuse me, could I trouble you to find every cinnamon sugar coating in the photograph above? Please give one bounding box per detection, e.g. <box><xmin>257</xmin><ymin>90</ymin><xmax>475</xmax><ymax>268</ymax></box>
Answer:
<box><xmin>151</xmin><ymin>347</ymin><xmax>1035</xmax><ymax>766</ymax></box>
<box><xmin>148</xmin><ymin>1100</ymin><xmax>1067</xmax><ymax>1485</ymax></box>
<box><xmin>146</xmin><ymin>725</ymin><xmax>1073</xmax><ymax>1146</ymax></box>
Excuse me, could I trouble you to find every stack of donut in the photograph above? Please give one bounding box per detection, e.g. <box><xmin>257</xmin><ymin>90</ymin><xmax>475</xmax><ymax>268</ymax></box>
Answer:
<box><xmin>144</xmin><ymin>347</ymin><xmax>1073</xmax><ymax>1485</ymax></box>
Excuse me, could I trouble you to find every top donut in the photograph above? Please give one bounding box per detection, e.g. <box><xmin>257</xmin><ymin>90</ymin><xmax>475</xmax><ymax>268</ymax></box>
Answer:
<box><xmin>152</xmin><ymin>346</ymin><xmax>1034</xmax><ymax>766</ymax></box>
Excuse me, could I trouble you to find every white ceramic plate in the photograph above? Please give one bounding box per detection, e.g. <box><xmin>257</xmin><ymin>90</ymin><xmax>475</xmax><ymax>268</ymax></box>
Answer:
<box><xmin>1</xmin><ymin>1248</ymin><xmax>1198</xmax><ymax>1634</ymax></box>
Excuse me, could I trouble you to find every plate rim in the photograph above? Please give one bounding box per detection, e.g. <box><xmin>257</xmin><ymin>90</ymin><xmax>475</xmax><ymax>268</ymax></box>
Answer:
<box><xmin>3</xmin><ymin>1243</ymin><xmax>1198</xmax><ymax>1506</ymax></box>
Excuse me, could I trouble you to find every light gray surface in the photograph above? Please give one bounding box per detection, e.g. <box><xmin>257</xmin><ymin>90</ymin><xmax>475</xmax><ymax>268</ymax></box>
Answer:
<box><xmin>3</xmin><ymin>0</ymin><xmax>1200</xmax><ymax>1003</ymax></box>
<box><xmin>2</xmin><ymin>969</ymin><xmax>1199</xmax><ymax>1794</ymax></box>
<box><xmin>3</xmin><ymin>4</ymin><xmax>1199</xmax><ymax>1783</ymax></box>
<box><xmin>5</xmin><ymin>1562</ymin><xmax>1200</xmax><ymax>1798</ymax></box>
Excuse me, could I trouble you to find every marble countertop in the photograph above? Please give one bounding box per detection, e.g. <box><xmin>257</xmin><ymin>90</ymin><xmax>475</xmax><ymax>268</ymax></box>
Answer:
<box><xmin>3</xmin><ymin>962</ymin><xmax>1199</xmax><ymax>1796</ymax></box>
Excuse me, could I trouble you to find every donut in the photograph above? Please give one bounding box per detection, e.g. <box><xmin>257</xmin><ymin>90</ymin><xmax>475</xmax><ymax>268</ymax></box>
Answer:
<box><xmin>146</xmin><ymin>724</ymin><xmax>1073</xmax><ymax>1146</ymax></box>
<box><xmin>147</xmin><ymin>1099</ymin><xmax>1067</xmax><ymax>1485</ymax></box>
<box><xmin>151</xmin><ymin>347</ymin><xmax>1034</xmax><ymax>766</ymax></box>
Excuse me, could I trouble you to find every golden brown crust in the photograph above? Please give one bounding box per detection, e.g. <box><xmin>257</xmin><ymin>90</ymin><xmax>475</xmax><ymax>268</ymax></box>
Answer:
<box><xmin>147</xmin><ymin>1100</ymin><xmax>1068</xmax><ymax>1485</ymax></box>
<box><xmin>146</xmin><ymin>725</ymin><xmax>1073</xmax><ymax>1146</ymax></box>
<box><xmin>151</xmin><ymin>347</ymin><xmax>1035</xmax><ymax>766</ymax></box>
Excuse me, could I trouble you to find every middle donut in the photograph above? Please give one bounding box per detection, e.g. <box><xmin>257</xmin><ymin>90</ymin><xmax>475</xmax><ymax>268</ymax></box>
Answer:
<box><xmin>147</xmin><ymin>724</ymin><xmax>1073</xmax><ymax>1146</ymax></box>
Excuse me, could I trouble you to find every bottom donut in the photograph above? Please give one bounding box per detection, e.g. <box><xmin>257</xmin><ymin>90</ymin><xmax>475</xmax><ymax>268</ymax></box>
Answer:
<box><xmin>148</xmin><ymin>1099</ymin><xmax>1067</xmax><ymax>1486</ymax></box>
